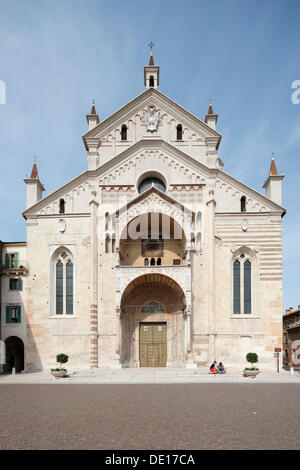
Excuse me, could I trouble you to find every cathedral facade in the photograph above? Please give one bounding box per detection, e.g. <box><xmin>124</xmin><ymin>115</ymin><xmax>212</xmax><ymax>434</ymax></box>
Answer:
<box><xmin>0</xmin><ymin>54</ymin><xmax>285</xmax><ymax>372</ymax></box>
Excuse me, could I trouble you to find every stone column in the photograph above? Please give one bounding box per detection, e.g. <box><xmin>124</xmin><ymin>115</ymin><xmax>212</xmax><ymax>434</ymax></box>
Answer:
<box><xmin>185</xmin><ymin>303</ymin><xmax>196</xmax><ymax>368</ymax></box>
<box><xmin>114</xmin><ymin>306</ymin><xmax>122</xmax><ymax>368</ymax></box>
<box><xmin>89</xmin><ymin>191</ymin><xmax>99</xmax><ymax>368</ymax></box>
<box><xmin>207</xmin><ymin>190</ymin><xmax>216</xmax><ymax>362</ymax></box>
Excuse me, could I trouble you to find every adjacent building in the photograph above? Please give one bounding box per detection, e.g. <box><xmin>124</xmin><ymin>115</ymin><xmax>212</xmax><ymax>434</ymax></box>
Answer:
<box><xmin>283</xmin><ymin>306</ymin><xmax>300</xmax><ymax>368</ymax></box>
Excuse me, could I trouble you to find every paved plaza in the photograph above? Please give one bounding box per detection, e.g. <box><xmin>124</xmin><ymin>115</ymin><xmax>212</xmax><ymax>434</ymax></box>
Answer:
<box><xmin>0</xmin><ymin>383</ymin><xmax>299</xmax><ymax>450</ymax></box>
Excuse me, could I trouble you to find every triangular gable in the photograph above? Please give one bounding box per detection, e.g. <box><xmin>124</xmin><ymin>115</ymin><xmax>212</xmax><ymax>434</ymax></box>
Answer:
<box><xmin>82</xmin><ymin>87</ymin><xmax>221</xmax><ymax>148</ymax></box>
<box><xmin>23</xmin><ymin>138</ymin><xmax>285</xmax><ymax>218</ymax></box>
<box><xmin>113</xmin><ymin>185</ymin><xmax>195</xmax><ymax>219</ymax></box>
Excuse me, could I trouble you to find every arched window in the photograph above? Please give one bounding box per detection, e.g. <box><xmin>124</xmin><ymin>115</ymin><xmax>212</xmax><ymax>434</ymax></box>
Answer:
<box><xmin>112</xmin><ymin>236</ymin><xmax>116</xmax><ymax>254</ymax></box>
<box><xmin>233</xmin><ymin>260</ymin><xmax>241</xmax><ymax>314</ymax></box>
<box><xmin>105</xmin><ymin>212</ymin><xmax>110</xmax><ymax>231</ymax></box>
<box><xmin>233</xmin><ymin>253</ymin><xmax>252</xmax><ymax>315</ymax></box>
<box><xmin>121</xmin><ymin>124</ymin><xmax>127</xmax><ymax>141</ymax></box>
<box><xmin>105</xmin><ymin>235</ymin><xmax>110</xmax><ymax>253</ymax></box>
<box><xmin>150</xmin><ymin>258</ymin><xmax>155</xmax><ymax>266</ymax></box>
<box><xmin>138</xmin><ymin>176</ymin><xmax>166</xmax><ymax>194</ymax></box>
<box><xmin>54</xmin><ymin>251</ymin><xmax>73</xmax><ymax>315</ymax></box>
<box><xmin>157</xmin><ymin>258</ymin><xmax>162</xmax><ymax>265</ymax></box>
<box><xmin>176</xmin><ymin>124</ymin><xmax>183</xmax><ymax>140</ymax></box>
<box><xmin>144</xmin><ymin>258</ymin><xmax>149</xmax><ymax>266</ymax></box>
<box><xmin>241</xmin><ymin>196</ymin><xmax>246</xmax><ymax>212</ymax></box>
<box><xmin>59</xmin><ymin>199</ymin><xmax>65</xmax><ymax>214</ymax></box>
<box><xmin>149</xmin><ymin>75</ymin><xmax>154</xmax><ymax>87</ymax></box>
<box><xmin>244</xmin><ymin>260</ymin><xmax>251</xmax><ymax>314</ymax></box>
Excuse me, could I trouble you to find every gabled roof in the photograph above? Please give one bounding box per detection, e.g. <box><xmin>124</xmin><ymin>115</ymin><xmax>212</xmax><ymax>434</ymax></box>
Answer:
<box><xmin>113</xmin><ymin>184</ymin><xmax>195</xmax><ymax>219</ymax></box>
<box><xmin>23</xmin><ymin>137</ymin><xmax>286</xmax><ymax>218</ymax></box>
<box><xmin>82</xmin><ymin>87</ymin><xmax>222</xmax><ymax>149</ymax></box>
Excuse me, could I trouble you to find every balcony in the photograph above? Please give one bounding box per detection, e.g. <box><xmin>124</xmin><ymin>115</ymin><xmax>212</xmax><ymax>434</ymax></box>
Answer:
<box><xmin>0</xmin><ymin>260</ymin><xmax>29</xmax><ymax>276</ymax></box>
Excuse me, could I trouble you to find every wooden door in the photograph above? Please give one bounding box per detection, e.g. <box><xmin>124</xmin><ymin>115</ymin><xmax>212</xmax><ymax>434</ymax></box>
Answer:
<box><xmin>139</xmin><ymin>323</ymin><xmax>167</xmax><ymax>367</ymax></box>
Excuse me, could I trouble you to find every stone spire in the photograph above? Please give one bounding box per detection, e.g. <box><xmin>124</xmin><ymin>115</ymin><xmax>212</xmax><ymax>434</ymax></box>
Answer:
<box><xmin>149</xmin><ymin>50</ymin><xmax>155</xmax><ymax>66</ymax></box>
<box><xmin>24</xmin><ymin>159</ymin><xmax>45</xmax><ymax>209</ymax></box>
<box><xmin>263</xmin><ymin>153</ymin><xmax>284</xmax><ymax>205</ymax></box>
<box><xmin>144</xmin><ymin>42</ymin><xmax>159</xmax><ymax>89</ymax></box>
<box><xmin>269</xmin><ymin>154</ymin><xmax>278</xmax><ymax>175</ymax></box>
<box><xmin>205</xmin><ymin>102</ymin><xmax>218</xmax><ymax>130</ymax></box>
<box><xmin>86</xmin><ymin>100</ymin><xmax>100</xmax><ymax>130</ymax></box>
<box><xmin>30</xmin><ymin>162</ymin><xmax>39</xmax><ymax>179</ymax></box>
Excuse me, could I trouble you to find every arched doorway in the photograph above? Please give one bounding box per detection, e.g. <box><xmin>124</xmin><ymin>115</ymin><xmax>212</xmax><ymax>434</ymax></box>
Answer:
<box><xmin>120</xmin><ymin>274</ymin><xmax>186</xmax><ymax>367</ymax></box>
<box><xmin>4</xmin><ymin>336</ymin><xmax>24</xmax><ymax>373</ymax></box>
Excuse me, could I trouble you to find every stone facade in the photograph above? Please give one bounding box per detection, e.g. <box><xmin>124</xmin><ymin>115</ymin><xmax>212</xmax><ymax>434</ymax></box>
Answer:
<box><xmin>0</xmin><ymin>54</ymin><xmax>285</xmax><ymax>372</ymax></box>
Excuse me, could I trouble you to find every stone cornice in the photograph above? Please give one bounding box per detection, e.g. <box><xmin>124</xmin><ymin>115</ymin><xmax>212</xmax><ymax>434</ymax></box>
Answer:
<box><xmin>24</xmin><ymin>178</ymin><xmax>45</xmax><ymax>192</ymax></box>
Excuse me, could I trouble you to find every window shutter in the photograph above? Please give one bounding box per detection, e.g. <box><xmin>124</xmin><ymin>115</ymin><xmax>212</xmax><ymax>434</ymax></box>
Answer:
<box><xmin>17</xmin><ymin>306</ymin><xmax>21</xmax><ymax>323</ymax></box>
<box><xmin>6</xmin><ymin>306</ymin><xmax>10</xmax><ymax>323</ymax></box>
<box><xmin>13</xmin><ymin>253</ymin><xmax>18</xmax><ymax>268</ymax></box>
<box><xmin>5</xmin><ymin>253</ymin><xmax>9</xmax><ymax>268</ymax></box>
<box><xmin>9</xmin><ymin>278</ymin><xmax>13</xmax><ymax>290</ymax></box>
<box><xmin>18</xmin><ymin>278</ymin><xmax>23</xmax><ymax>290</ymax></box>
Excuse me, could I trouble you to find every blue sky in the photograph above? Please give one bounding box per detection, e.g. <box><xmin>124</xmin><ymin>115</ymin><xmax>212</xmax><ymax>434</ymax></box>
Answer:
<box><xmin>0</xmin><ymin>0</ymin><xmax>299</xmax><ymax>310</ymax></box>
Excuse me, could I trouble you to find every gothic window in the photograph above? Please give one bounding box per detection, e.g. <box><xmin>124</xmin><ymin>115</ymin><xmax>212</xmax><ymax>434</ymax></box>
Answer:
<box><xmin>121</xmin><ymin>124</ymin><xmax>127</xmax><ymax>141</ymax></box>
<box><xmin>233</xmin><ymin>260</ymin><xmax>241</xmax><ymax>314</ymax></box>
<box><xmin>244</xmin><ymin>260</ymin><xmax>252</xmax><ymax>314</ymax></box>
<box><xmin>233</xmin><ymin>252</ymin><xmax>253</xmax><ymax>315</ymax></box>
<box><xmin>176</xmin><ymin>124</ymin><xmax>183</xmax><ymax>140</ymax></box>
<box><xmin>105</xmin><ymin>235</ymin><xmax>110</xmax><ymax>253</ymax></box>
<box><xmin>241</xmin><ymin>196</ymin><xmax>246</xmax><ymax>212</ymax></box>
<box><xmin>105</xmin><ymin>212</ymin><xmax>110</xmax><ymax>231</ymax></box>
<box><xmin>59</xmin><ymin>199</ymin><xmax>65</xmax><ymax>214</ymax></box>
<box><xmin>149</xmin><ymin>75</ymin><xmax>154</xmax><ymax>87</ymax></box>
<box><xmin>54</xmin><ymin>251</ymin><xmax>74</xmax><ymax>315</ymax></box>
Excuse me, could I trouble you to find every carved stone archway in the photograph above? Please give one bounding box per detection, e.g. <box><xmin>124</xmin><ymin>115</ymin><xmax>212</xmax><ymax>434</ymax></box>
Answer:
<box><xmin>119</xmin><ymin>273</ymin><xmax>188</xmax><ymax>367</ymax></box>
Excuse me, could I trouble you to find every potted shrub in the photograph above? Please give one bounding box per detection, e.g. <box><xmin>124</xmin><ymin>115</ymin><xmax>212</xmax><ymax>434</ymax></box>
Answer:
<box><xmin>243</xmin><ymin>352</ymin><xmax>260</xmax><ymax>377</ymax></box>
<box><xmin>51</xmin><ymin>353</ymin><xmax>69</xmax><ymax>378</ymax></box>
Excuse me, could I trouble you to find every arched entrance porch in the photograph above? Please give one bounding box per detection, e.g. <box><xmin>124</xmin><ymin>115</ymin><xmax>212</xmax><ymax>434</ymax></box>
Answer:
<box><xmin>120</xmin><ymin>273</ymin><xmax>186</xmax><ymax>367</ymax></box>
<box><xmin>4</xmin><ymin>336</ymin><xmax>24</xmax><ymax>373</ymax></box>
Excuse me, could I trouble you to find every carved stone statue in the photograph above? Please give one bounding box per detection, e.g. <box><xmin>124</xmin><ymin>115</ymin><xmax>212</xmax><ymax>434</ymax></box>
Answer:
<box><xmin>144</xmin><ymin>106</ymin><xmax>160</xmax><ymax>132</ymax></box>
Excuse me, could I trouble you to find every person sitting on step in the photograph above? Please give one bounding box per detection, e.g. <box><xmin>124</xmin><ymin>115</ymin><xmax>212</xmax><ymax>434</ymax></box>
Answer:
<box><xmin>209</xmin><ymin>361</ymin><xmax>218</xmax><ymax>374</ymax></box>
<box><xmin>217</xmin><ymin>362</ymin><xmax>225</xmax><ymax>374</ymax></box>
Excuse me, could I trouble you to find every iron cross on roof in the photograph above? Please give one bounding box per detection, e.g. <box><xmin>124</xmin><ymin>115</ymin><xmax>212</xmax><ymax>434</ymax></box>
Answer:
<box><xmin>148</xmin><ymin>41</ymin><xmax>155</xmax><ymax>51</ymax></box>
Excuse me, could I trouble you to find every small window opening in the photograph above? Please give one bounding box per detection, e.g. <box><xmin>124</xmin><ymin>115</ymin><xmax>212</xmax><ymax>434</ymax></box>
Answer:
<box><xmin>150</xmin><ymin>258</ymin><xmax>155</xmax><ymax>266</ymax></box>
<box><xmin>121</xmin><ymin>125</ymin><xmax>127</xmax><ymax>141</ymax></box>
<box><xmin>149</xmin><ymin>75</ymin><xmax>154</xmax><ymax>87</ymax></box>
<box><xmin>176</xmin><ymin>124</ymin><xmax>183</xmax><ymax>140</ymax></box>
<box><xmin>157</xmin><ymin>258</ymin><xmax>162</xmax><ymax>266</ymax></box>
<box><xmin>241</xmin><ymin>196</ymin><xmax>246</xmax><ymax>212</ymax></box>
<box><xmin>144</xmin><ymin>258</ymin><xmax>149</xmax><ymax>266</ymax></box>
<box><xmin>59</xmin><ymin>199</ymin><xmax>65</xmax><ymax>214</ymax></box>
<box><xmin>105</xmin><ymin>235</ymin><xmax>110</xmax><ymax>253</ymax></box>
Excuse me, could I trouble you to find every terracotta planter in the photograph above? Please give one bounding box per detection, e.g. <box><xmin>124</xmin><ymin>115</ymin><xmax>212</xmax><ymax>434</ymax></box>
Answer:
<box><xmin>243</xmin><ymin>369</ymin><xmax>260</xmax><ymax>378</ymax></box>
<box><xmin>51</xmin><ymin>370</ymin><xmax>67</xmax><ymax>379</ymax></box>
